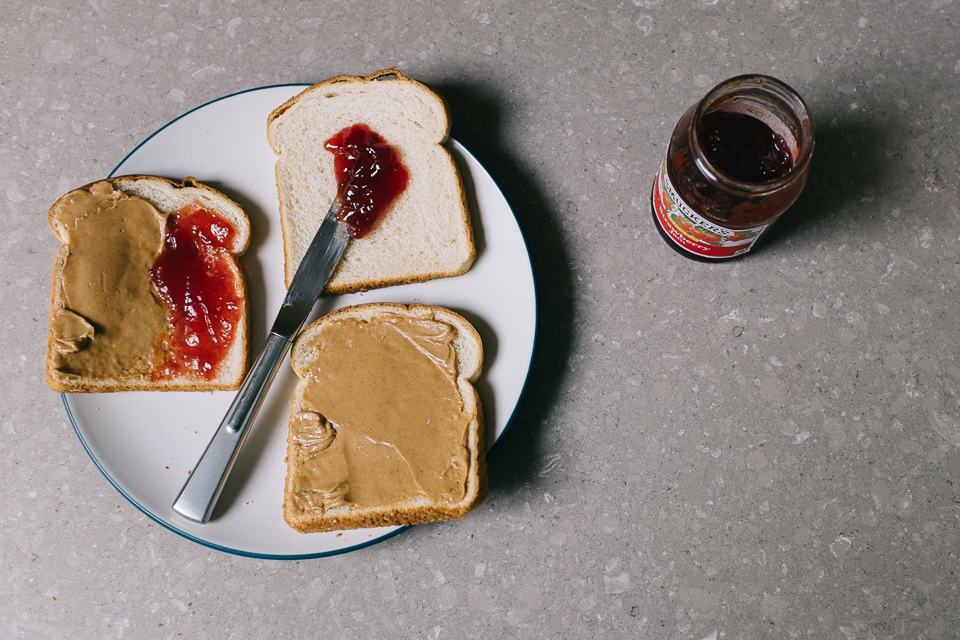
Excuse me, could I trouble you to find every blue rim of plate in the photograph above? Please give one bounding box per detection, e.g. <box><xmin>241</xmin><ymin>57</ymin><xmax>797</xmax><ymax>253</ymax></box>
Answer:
<box><xmin>60</xmin><ymin>83</ymin><xmax>539</xmax><ymax>559</ymax></box>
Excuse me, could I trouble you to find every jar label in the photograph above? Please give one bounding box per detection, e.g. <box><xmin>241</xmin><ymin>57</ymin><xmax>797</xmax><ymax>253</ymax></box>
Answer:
<box><xmin>652</xmin><ymin>158</ymin><xmax>766</xmax><ymax>259</ymax></box>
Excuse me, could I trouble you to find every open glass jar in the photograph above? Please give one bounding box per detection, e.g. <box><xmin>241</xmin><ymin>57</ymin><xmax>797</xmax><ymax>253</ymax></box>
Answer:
<box><xmin>651</xmin><ymin>75</ymin><xmax>815</xmax><ymax>260</ymax></box>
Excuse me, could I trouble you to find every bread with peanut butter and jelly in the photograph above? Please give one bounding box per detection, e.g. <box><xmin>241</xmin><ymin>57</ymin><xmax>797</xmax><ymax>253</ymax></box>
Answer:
<box><xmin>267</xmin><ymin>69</ymin><xmax>476</xmax><ymax>295</ymax></box>
<box><xmin>45</xmin><ymin>176</ymin><xmax>250</xmax><ymax>393</ymax></box>
<box><xmin>283</xmin><ymin>303</ymin><xmax>487</xmax><ymax>533</ymax></box>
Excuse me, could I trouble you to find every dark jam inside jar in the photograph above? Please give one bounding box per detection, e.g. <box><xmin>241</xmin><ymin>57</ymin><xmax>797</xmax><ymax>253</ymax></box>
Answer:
<box><xmin>699</xmin><ymin>111</ymin><xmax>793</xmax><ymax>183</ymax></box>
<box><xmin>651</xmin><ymin>75</ymin><xmax>814</xmax><ymax>261</ymax></box>
<box><xmin>666</xmin><ymin>105</ymin><xmax>807</xmax><ymax>228</ymax></box>
<box><xmin>324</xmin><ymin>123</ymin><xmax>409</xmax><ymax>239</ymax></box>
<box><xmin>149</xmin><ymin>202</ymin><xmax>243</xmax><ymax>381</ymax></box>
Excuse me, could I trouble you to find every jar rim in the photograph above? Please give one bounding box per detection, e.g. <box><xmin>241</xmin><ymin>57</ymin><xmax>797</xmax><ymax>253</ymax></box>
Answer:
<box><xmin>690</xmin><ymin>74</ymin><xmax>815</xmax><ymax>195</ymax></box>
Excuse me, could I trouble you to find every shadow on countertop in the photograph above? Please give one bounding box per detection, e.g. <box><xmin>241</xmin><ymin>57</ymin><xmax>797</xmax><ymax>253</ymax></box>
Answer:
<box><xmin>753</xmin><ymin>111</ymin><xmax>894</xmax><ymax>253</ymax></box>
<box><xmin>433</xmin><ymin>80</ymin><xmax>575</xmax><ymax>496</ymax></box>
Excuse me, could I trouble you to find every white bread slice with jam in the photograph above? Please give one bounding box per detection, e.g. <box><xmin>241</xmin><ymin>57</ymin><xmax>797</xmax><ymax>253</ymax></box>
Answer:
<box><xmin>45</xmin><ymin>176</ymin><xmax>250</xmax><ymax>393</ymax></box>
<box><xmin>283</xmin><ymin>303</ymin><xmax>487</xmax><ymax>533</ymax></box>
<box><xmin>266</xmin><ymin>69</ymin><xmax>476</xmax><ymax>294</ymax></box>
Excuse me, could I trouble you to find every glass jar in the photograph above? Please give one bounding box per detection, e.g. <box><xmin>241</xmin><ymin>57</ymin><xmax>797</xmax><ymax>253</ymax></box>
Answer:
<box><xmin>651</xmin><ymin>75</ymin><xmax>815</xmax><ymax>260</ymax></box>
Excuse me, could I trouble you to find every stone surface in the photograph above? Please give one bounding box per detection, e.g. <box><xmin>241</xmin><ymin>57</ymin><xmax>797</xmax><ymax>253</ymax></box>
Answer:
<box><xmin>3</xmin><ymin>1</ymin><xmax>959</xmax><ymax>638</ymax></box>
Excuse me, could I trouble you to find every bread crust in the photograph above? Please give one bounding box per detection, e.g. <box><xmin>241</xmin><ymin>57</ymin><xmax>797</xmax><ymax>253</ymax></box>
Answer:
<box><xmin>267</xmin><ymin>69</ymin><xmax>476</xmax><ymax>295</ymax></box>
<box><xmin>45</xmin><ymin>176</ymin><xmax>250</xmax><ymax>393</ymax></box>
<box><xmin>282</xmin><ymin>303</ymin><xmax>487</xmax><ymax>533</ymax></box>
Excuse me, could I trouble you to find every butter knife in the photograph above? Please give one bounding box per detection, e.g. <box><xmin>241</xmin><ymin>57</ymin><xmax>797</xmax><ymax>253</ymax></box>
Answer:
<box><xmin>172</xmin><ymin>199</ymin><xmax>349</xmax><ymax>524</ymax></box>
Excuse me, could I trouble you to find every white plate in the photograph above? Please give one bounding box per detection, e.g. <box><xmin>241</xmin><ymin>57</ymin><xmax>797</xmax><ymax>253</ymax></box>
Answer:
<box><xmin>62</xmin><ymin>85</ymin><xmax>537</xmax><ymax>558</ymax></box>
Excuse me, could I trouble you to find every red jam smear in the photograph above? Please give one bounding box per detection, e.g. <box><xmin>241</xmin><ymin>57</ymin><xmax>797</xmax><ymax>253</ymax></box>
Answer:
<box><xmin>324</xmin><ymin>123</ymin><xmax>409</xmax><ymax>239</ymax></box>
<box><xmin>699</xmin><ymin>111</ymin><xmax>794</xmax><ymax>183</ymax></box>
<box><xmin>149</xmin><ymin>202</ymin><xmax>243</xmax><ymax>381</ymax></box>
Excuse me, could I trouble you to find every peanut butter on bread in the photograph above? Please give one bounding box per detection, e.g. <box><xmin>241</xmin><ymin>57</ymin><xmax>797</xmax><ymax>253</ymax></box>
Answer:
<box><xmin>283</xmin><ymin>303</ymin><xmax>487</xmax><ymax>533</ymax></box>
<box><xmin>290</xmin><ymin>313</ymin><xmax>470</xmax><ymax>510</ymax></box>
<box><xmin>45</xmin><ymin>176</ymin><xmax>252</xmax><ymax>393</ymax></box>
<box><xmin>49</xmin><ymin>181</ymin><xmax>168</xmax><ymax>381</ymax></box>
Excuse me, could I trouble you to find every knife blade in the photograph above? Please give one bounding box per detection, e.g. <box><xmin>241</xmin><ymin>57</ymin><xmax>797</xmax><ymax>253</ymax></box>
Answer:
<box><xmin>172</xmin><ymin>198</ymin><xmax>350</xmax><ymax>524</ymax></box>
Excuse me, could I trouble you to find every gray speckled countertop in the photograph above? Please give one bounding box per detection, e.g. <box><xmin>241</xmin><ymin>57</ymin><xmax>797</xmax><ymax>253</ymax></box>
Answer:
<box><xmin>3</xmin><ymin>1</ymin><xmax>959</xmax><ymax>638</ymax></box>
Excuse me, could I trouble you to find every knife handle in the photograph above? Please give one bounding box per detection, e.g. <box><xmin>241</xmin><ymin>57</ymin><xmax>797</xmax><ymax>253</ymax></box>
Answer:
<box><xmin>171</xmin><ymin>331</ymin><xmax>292</xmax><ymax>524</ymax></box>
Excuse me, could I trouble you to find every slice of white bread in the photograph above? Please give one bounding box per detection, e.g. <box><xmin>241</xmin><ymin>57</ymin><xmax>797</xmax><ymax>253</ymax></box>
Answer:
<box><xmin>283</xmin><ymin>303</ymin><xmax>487</xmax><ymax>533</ymax></box>
<box><xmin>46</xmin><ymin>176</ymin><xmax>250</xmax><ymax>392</ymax></box>
<box><xmin>267</xmin><ymin>69</ymin><xmax>475</xmax><ymax>294</ymax></box>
